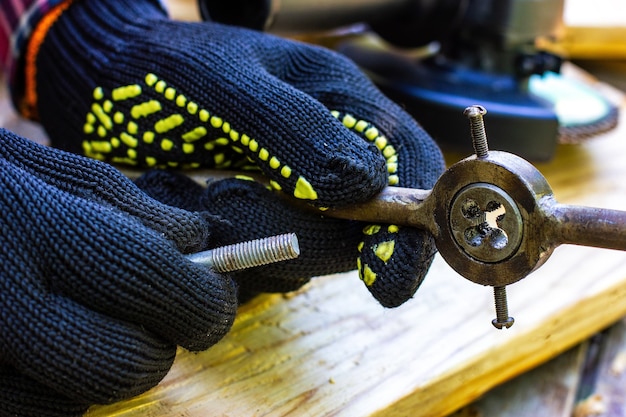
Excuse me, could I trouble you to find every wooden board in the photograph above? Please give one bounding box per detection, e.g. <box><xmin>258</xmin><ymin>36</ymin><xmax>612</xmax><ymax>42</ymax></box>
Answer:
<box><xmin>454</xmin><ymin>342</ymin><xmax>588</xmax><ymax>417</ymax></box>
<box><xmin>2</xmin><ymin>66</ymin><xmax>626</xmax><ymax>416</ymax></box>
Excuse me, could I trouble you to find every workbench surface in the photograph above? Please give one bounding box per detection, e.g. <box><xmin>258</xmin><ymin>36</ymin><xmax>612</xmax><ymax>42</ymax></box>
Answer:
<box><xmin>2</xmin><ymin>63</ymin><xmax>626</xmax><ymax>417</ymax></box>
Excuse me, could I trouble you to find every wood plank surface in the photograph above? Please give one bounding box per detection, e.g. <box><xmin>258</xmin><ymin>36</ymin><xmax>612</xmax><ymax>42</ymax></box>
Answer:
<box><xmin>2</xmin><ymin>66</ymin><xmax>626</xmax><ymax>417</ymax></box>
<box><xmin>453</xmin><ymin>343</ymin><xmax>588</xmax><ymax>417</ymax></box>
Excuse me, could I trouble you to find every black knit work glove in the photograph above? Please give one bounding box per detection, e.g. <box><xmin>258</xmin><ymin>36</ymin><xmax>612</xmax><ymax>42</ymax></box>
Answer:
<box><xmin>26</xmin><ymin>0</ymin><xmax>446</xmax><ymax>307</ymax></box>
<box><xmin>0</xmin><ymin>130</ymin><xmax>238</xmax><ymax>416</ymax></box>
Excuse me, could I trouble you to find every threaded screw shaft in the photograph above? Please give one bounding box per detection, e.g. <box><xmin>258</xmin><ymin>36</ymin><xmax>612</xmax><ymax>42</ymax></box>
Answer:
<box><xmin>492</xmin><ymin>286</ymin><xmax>515</xmax><ymax>329</ymax></box>
<box><xmin>464</xmin><ymin>105</ymin><xmax>489</xmax><ymax>158</ymax></box>
<box><xmin>186</xmin><ymin>233</ymin><xmax>300</xmax><ymax>273</ymax></box>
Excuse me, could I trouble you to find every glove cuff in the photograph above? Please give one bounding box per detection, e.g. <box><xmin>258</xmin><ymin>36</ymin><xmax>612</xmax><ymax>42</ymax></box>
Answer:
<box><xmin>20</xmin><ymin>0</ymin><xmax>73</xmax><ymax>120</ymax></box>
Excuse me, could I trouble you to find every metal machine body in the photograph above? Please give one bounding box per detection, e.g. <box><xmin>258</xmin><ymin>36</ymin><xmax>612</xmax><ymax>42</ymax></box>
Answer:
<box><xmin>199</xmin><ymin>0</ymin><xmax>619</xmax><ymax>161</ymax></box>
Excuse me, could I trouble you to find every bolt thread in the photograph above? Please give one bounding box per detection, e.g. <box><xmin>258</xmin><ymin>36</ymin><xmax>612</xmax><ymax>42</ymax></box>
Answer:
<box><xmin>464</xmin><ymin>105</ymin><xmax>489</xmax><ymax>158</ymax></box>
<box><xmin>470</xmin><ymin>121</ymin><xmax>489</xmax><ymax>157</ymax></box>
<box><xmin>186</xmin><ymin>233</ymin><xmax>300</xmax><ymax>273</ymax></box>
<box><xmin>493</xmin><ymin>286</ymin><xmax>509</xmax><ymax>321</ymax></box>
<box><xmin>492</xmin><ymin>286</ymin><xmax>514</xmax><ymax>329</ymax></box>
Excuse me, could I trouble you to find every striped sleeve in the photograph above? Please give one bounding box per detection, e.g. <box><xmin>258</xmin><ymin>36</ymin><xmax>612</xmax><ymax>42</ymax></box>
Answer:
<box><xmin>1</xmin><ymin>0</ymin><xmax>68</xmax><ymax>85</ymax></box>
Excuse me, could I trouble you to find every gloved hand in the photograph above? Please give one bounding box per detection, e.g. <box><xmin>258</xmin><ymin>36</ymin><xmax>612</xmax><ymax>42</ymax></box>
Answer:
<box><xmin>0</xmin><ymin>129</ymin><xmax>238</xmax><ymax>416</ymax></box>
<box><xmin>22</xmin><ymin>0</ymin><xmax>445</xmax><ymax>307</ymax></box>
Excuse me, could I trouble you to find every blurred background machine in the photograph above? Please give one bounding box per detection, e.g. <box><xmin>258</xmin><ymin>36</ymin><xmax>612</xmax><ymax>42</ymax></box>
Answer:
<box><xmin>198</xmin><ymin>0</ymin><xmax>620</xmax><ymax>161</ymax></box>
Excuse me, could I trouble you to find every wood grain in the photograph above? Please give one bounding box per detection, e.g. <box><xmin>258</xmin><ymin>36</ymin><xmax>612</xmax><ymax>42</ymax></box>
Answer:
<box><xmin>453</xmin><ymin>343</ymin><xmax>588</xmax><ymax>417</ymax></box>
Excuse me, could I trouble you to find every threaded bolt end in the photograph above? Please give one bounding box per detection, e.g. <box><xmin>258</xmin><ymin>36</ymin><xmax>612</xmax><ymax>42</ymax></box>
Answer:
<box><xmin>186</xmin><ymin>233</ymin><xmax>300</xmax><ymax>273</ymax></box>
<box><xmin>492</xmin><ymin>286</ymin><xmax>515</xmax><ymax>329</ymax></box>
<box><xmin>464</xmin><ymin>105</ymin><xmax>489</xmax><ymax>158</ymax></box>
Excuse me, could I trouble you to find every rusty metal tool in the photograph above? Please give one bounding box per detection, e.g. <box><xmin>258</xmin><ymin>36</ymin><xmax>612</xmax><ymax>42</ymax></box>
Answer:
<box><xmin>324</xmin><ymin>105</ymin><xmax>626</xmax><ymax>328</ymax></box>
<box><xmin>177</xmin><ymin>105</ymin><xmax>626</xmax><ymax>329</ymax></box>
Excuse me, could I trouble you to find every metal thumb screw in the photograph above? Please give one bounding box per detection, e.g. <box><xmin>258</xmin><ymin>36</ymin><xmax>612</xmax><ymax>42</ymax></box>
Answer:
<box><xmin>492</xmin><ymin>286</ymin><xmax>515</xmax><ymax>329</ymax></box>
<box><xmin>464</xmin><ymin>105</ymin><xmax>489</xmax><ymax>158</ymax></box>
<box><xmin>186</xmin><ymin>233</ymin><xmax>300</xmax><ymax>273</ymax></box>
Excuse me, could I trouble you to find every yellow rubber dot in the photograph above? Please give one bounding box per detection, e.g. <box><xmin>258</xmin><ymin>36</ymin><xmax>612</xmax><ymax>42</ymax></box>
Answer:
<box><xmin>211</xmin><ymin>116</ymin><xmax>223</xmax><ymax>129</ymax></box>
<box><xmin>182</xmin><ymin>127</ymin><xmax>207</xmax><ymax>142</ymax></box>
<box><xmin>103</xmin><ymin>100</ymin><xmax>113</xmax><ymax>113</ymax></box>
<box><xmin>214</xmin><ymin>153</ymin><xmax>225</xmax><ymax>165</ymax></box>
<box><xmin>97</xmin><ymin>126</ymin><xmax>107</xmax><ymax>138</ymax></box>
<box><xmin>93</xmin><ymin>87</ymin><xmax>104</xmax><ymax>100</ymax></box>
<box><xmin>361</xmin><ymin>264</ymin><xmax>377</xmax><ymax>286</ymax></box>
<box><xmin>187</xmin><ymin>101</ymin><xmax>198</xmax><ymax>115</ymax></box>
<box><xmin>230</xmin><ymin>130</ymin><xmax>239</xmax><ymax>141</ymax></box>
<box><xmin>294</xmin><ymin>176</ymin><xmax>318</xmax><ymax>200</ymax></box>
<box><xmin>215</xmin><ymin>138</ymin><xmax>229</xmax><ymax>146</ymax></box>
<box><xmin>164</xmin><ymin>87</ymin><xmax>176</xmax><ymax>101</ymax></box>
<box><xmin>127</xmin><ymin>122</ymin><xmax>138</xmax><ymax>135</ymax></box>
<box><xmin>375</xmin><ymin>240</ymin><xmax>395</xmax><ymax>263</ymax></box>
<box><xmin>383</xmin><ymin>145</ymin><xmax>397</xmax><ymax>159</ymax></box>
<box><xmin>131</xmin><ymin>100</ymin><xmax>162</xmax><ymax>119</ymax></box>
<box><xmin>146</xmin><ymin>156</ymin><xmax>157</xmax><ymax>166</ymax></box>
<box><xmin>363</xmin><ymin>225</ymin><xmax>381</xmax><ymax>235</ymax></box>
<box><xmin>91</xmin><ymin>141</ymin><xmax>112</xmax><ymax>153</ymax></box>
<box><xmin>331</xmin><ymin>110</ymin><xmax>340</xmax><ymax>118</ymax></box>
<box><xmin>120</xmin><ymin>132</ymin><xmax>138</xmax><ymax>148</ymax></box>
<box><xmin>358</xmin><ymin>242</ymin><xmax>364</xmax><ymax>252</ymax></box>
<box><xmin>176</xmin><ymin>95</ymin><xmax>187</xmax><ymax>107</ymax></box>
<box><xmin>365</xmin><ymin>127</ymin><xmax>379</xmax><ymax>140</ymax></box>
<box><xmin>143</xmin><ymin>131</ymin><xmax>155</xmax><ymax>143</ymax></box>
<box><xmin>355</xmin><ymin>120</ymin><xmax>369</xmax><ymax>132</ymax></box>
<box><xmin>270</xmin><ymin>180</ymin><xmax>282</xmax><ymax>191</ymax></box>
<box><xmin>112</xmin><ymin>85</ymin><xmax>141</xmax><ymax>101</ymax></box>
<box><xmin>388</xmin><ymin>175</ymin><xmax>399</xmax><ymax>186</ymax></box>
<box><xmin>232</xmin><ymin>146</ymin><xmax>243</xmax><ymax>154</ymax></box>
<box><xmin>248</xmin><ymin>140</ymin><xmax>258</xmax><ymax>152</ymax></box>
<box><xmin>111</xmin><ymin>137</ymin><xmax>120</xmax><ymax>148</ymax></box>
<box><xmin>259</xmin><ymin>148</ymin><xmax>269</xmax><ymax>161</ymax></box>
<box><xmin>112</xmin><ymin>156</ymin><xmax>137</xmax><ymax>165</ymax></box>
<box><xmin>241</xmin><ymin>134</ymin><xmax>250</xmax><ymax>146</ymax></box>
<box><xmin>86</xmin><ymin>113</ymin><xmax>96</xmax><ymax>124</ymax></box>
<box><xmin>155</xmin><ymin>114</ymin><xmax>184</xmax><ymax>134</ymax></box>
<box><xmin>375</xmin><ymin>136</ymin><xmax>388</xmax><ymax>151</ymax></box>
<box><xmin>342</xmin><ymin>114</ymin><xmax>357</xmax><ymax>129</ymax></box>
<box><xmin>269</xmin><ymin>156</ymin><xmax>280</xmax><ymax>169</ymax></box>
<box><xmin>113</xmin><ymin>112</ymin><xmax>124</xmax><ymax>124</ymax></box>
<box><xmin>280</xmin><ymin>165</ymin><xmax>292</xmax><ymax>178</ymax></box>
<box><xmin>155</xmin><ymin>80</ymin><xmax>166</xmax><ymax>93</ymax></box>
<box><xmin>199</xmin><ymin>109</ymin><xmax>210</xmax><ymax>122</ymax></box>
<box><xmin>82</xmin><ymin>141</ymin><xmax>92</xmax><ymax>153</ymax></box>
<box><xmin>222</xmin><ymin>122</ymin><xmax>231</xmax><ymax>133</ymax></box>
<box><xmin>161</xmin><ymin>139</ymin><xmax>174</xmax><ymax>151</ymax></box>
<box><xmin>83</xmin><ymin>124</ymin><xmax>94</xmax><ymax>134</ymax></box>
<box><xmin>183</xmin><ymin>143</ymin><xmax>194</xmax><ymax>154</ymax></box>
<box><xmin>388</xmin><ymin>225</ymin><xmax>399</xmax><ymax>233</ymax></box>
<box><xmin>145</xmin><ymin>73</ymin><xmax>158</xmax><ymax>86</ymax></box>
<box><xmin>387</xmin><ymin>163</ymin><xmax>398</xmax><ymax>174</ymax></box>
<box><xmin>127</xmin><ymin>148</ymin><xmax>137</xmax><ymax>159</ymax></box>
